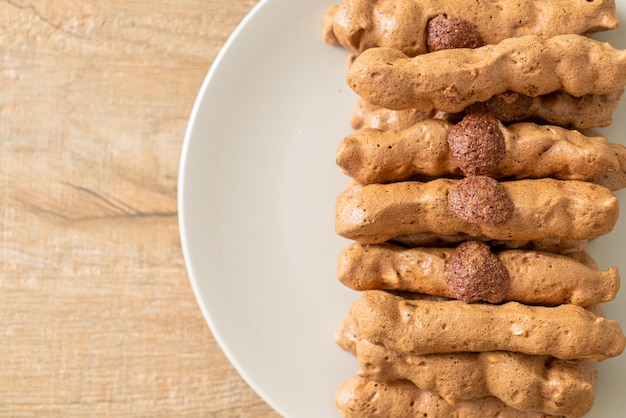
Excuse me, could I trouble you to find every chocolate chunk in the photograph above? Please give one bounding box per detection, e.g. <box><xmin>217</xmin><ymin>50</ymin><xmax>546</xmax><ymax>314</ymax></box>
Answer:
<box><xmin>426</xmin><ymin>15</ymin><xmax>485</xmax><ymax>52</ymax></box>
<box><xmin>447</xmin><ymin>176</ymin><xmax>514</xmax><ymax>225</ymax></box>
<box><xmin>465</xmin><ymin>92</ymin><xmax>534</xmax><ymax>122</ymax></box>
<box><xmin>447</xmin><ymin>114</ymin><xmax>506</xmax><ymax>176</ymax></box>
<box><xmin>445</xmin><ymin>241</ymin><xmax>509</xmax><ymax>303</ymax></box>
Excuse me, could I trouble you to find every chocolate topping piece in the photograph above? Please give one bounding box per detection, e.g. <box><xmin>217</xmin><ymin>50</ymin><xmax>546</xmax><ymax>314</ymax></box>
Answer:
<box><xmin>445</xmin><ymin>241</ymin><xmax>509</xmax><ymax>303</ymax></box>
<box><xmin>447</xmin><ymin>176</ymin><xmax>514</xmax><ymax>225</ymax></box>
<box><xmin>447</xmin><ymin>114</ymin><xmax>506</xmax><ymax>175</ymax></box>
<box><xmin>426</xmin><ymin>15</ymin><xmax>485</xmax><ymax>52</ymax></box>
<box><xmin>465</xmin><ymin>92</ymin><xmax>534</xmax><ymax>122</ymax></box>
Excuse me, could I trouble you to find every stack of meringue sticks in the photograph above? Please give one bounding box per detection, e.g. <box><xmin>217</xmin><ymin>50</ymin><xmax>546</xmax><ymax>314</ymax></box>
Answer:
<box><xmin>323</xmin><ymin>0</ymin><xmax>626</xmax><ymax>416</ymax></box>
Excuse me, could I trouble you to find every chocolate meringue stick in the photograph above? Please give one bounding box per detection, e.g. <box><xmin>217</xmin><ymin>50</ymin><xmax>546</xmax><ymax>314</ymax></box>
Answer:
<box><xmin>351</xmin><ymin>291</ymin><xmax>626</xmax><ymax>361</ymax></box>
<box><xmin>336</xmin><ymin>317</ymin><xmax>597</xmax><ymax>417</ymax></box>
<box><xmin>390</xmin><ymin>233</ymin><xmax>588</xmax><ymax>255</ymax></box>
<box><xmin>336</xmin><ymin>114</ymin><xmax>626</xmax><ymax>188</ymax></box>
<box><xmin>352</xmin><ymin>89</ymin><xmax>624</xmax><ymax>132</ymax></box>
<box><xmin>335</xmin><ymin>178</ymin><xmax>619</xmax><ymax>243</ymax></box>
<box><xmin>465</xmin><ymin>89</ymin><xmax>625</xmax><ymax>129</ymax></box>
<box><xmin>335</xmin><ymin>376</ymin><xmax>556</xmax><ymax>418</ymax></box>
<box><xmin>346</xmin><ymin>336</ymin><xmax>597</xmax><ymax>417</ymax></box>
<box><xmin>347</xmin><ymin>34</ymin><xmax>626</xmax><ymax>112</ymax></box>
<box><xmin>338</xmin><ymin>242</ymin><xmax>620</xmax><ymax>307</ymax></box>
<box><xmin>324</xmin><ymin>0</ymin><xmax>618</xmax><ymax>56</ymax></box>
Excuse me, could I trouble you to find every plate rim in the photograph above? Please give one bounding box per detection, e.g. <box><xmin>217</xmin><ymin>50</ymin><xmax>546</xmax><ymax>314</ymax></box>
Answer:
<box><xmin>176</xmin><ymin>0</ymin><xmax>285</xmax><ymax>415</ymax></box>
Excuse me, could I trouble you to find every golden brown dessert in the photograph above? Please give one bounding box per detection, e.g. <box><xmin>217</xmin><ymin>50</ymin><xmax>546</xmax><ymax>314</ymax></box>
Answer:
<box><xmin>335</xmin><ymin>179</ymin><xmax>619</xmax><ymax>244</ymax></box>
<box><xmin>389</xmin><ymin>233</ymin><xmax>588</xmax><ymax>255</ymax></box>
<box><xmin>335</xmin><ymin>375</ymin><xmax>566</xmax><ymax>418</ymax></box>
<box><xmin>352</xmin><ymin>90</ymin><xmax>625</xmax><ymax>131</ymax></box>
<box><xmin>347</xmin><ymin>35</ymin><xmax>626</xmax><ymax>112</ymax></box>
<box><xmin>323</xmin><ymin>0</ymin><xmax>618</xmax><ymax>56</ymax></box>
<box><xmin>338</xmin><ymin>242</ymin><xmax>619</xmax><ymax>307</ymax></box>
<box><xmin>335</xmin><ymin>325</ymin><xmax>597</xmax><ymax>417</ymax></box>
<box><xmin>350</xmin><ymin>291</ymin><xmax>626</xmax><ymax>361</ymax></box>
<box><xmin>465</xmin><ymin>89</ymin><xmax>625</xmax><ymax>129</ymax></box>
<box><xmin>337</xmin><ymin>115</ymin><xmax>626</xmax><ymax>189</ymax></box>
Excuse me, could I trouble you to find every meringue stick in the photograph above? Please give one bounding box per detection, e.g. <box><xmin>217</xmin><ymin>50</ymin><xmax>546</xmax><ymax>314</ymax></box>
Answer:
<box><xmin>351</xmin><ymin>291</ymin><xmax>626</xmax><ymax>361</ymax></box>
<box><xmin>347</xmin><ymin>35</ymin><xmax>626</xmax><ymax>112</ymax></box>
<box><xmin>390</xmin><ymin>233</ymin><xmax>588</xmax><ymax>255</ymax></box>
<box><xmin>352</xmin><ymin>89</ymin><xmax>624</xmax><ymax>131</ymax></box>
<box><xmin>336</xmin><ymin>318</ymin><xmax>596</xmax><ymax>417</ymax></box>
<box><xmin>336</xmin><ymin>116</ymin><xmax>626</xmax><ymax>188</ymax></box>
<box><xmin>323</xmin><ymin>0</ymin><xmax>618</xmax><ymax>56</ymax></box>
<box><xmin>338</xmin><ymin>242</ymin><xmax>619</xmax><ymax>307</ymax></box>
<box><xmin>466</xmin><ymin>89</ymin><xmax>625</xmax><ymax>129</ymax></box>
<box><xmin>335</xmin><ymin>178</ymin><xmax>619</xmax><ymax>243</ymax></box>
<box><xmin>335</xmin><ymin>375</ymin><xmax>557</xmax><ymax>418</ymax></box>
<box><xmin>353</xmin><ymin>339</ymin><xmax>596</xmax><ymax>418</ymax></box>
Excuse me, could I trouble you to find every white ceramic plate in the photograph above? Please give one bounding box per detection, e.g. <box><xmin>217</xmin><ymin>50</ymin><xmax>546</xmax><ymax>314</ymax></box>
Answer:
<box><xmin>178</xmin><ymin>1</ymin><xmax>626</xmax><ymax>417</ymax></box>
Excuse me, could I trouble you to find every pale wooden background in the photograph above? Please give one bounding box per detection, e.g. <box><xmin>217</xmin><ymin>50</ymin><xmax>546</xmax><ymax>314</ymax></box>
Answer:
<box><xmin>0</xmin><ymin>0</ymin><xmax>281</xmax><ymax>416</ymax></box>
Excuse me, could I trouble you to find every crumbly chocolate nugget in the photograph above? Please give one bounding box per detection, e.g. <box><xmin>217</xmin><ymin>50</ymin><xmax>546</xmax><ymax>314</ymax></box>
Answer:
<box><xmin>425</xmin><ymin>14</ymin><xmax>485</xmax><ymax>52</ymax></box>
<box><xmin>445</xmin><ymin>241</ymin><xmax>510</xmax><ymax>303</ymax></box>
<box><xmin>323</xmin><ymin>0</ymin><xmax>618</xmax><ymax>56</ymax></box>
<box><xmin>335</xmin><ymin>179</ymin><xmax>619</xmax><ymax>243</ymax></box>
<box><xmin>338</xmin><ymin>242</ymin><xmax>620</xmax><ymax>307</ymax></box>
<box><xmin>336</xmin><ymin>116</ymin><xmax>626</xmax><ymax>188</ymax></box>
<box><xmin>447</xmin><ymin>176</ymin><xmax>515</xmax><ymax>225</ymax></box>
<box><xmin>352</xmin><ymin>338</ymin><xmax>597</xmax><ymax>417</ymax></box>
<box><xmin>347</xmin><ymin>35</ymin><xmax>626</xmax><ymax>112</ymax></box>
<box><xmin>351</xmin><ymin>290</ymin><xmax>626</xmax><ymax>361</ymax></box>
<box><xmin>335</xmin><ymin>375</ymin><xmax>562</xmax><ymax>418</ymax></box>
<box><xmin>447</xmin><ymin>114</ymin><xmax>506</xmax><ymax>176</ymax></box>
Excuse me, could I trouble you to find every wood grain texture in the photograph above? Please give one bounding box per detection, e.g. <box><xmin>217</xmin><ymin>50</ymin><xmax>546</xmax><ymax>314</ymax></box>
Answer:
<box><xmin>0</xmin><ymin>0</ymin><xmax>280</xmax><ymax>416</ymax></box>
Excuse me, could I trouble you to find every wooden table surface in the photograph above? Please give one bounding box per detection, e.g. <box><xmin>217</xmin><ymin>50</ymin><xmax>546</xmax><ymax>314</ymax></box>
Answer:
<box><xmin>0</xmin><ymin>1</ymin><xmax>281</xmax><ymax>416</ymax></box>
